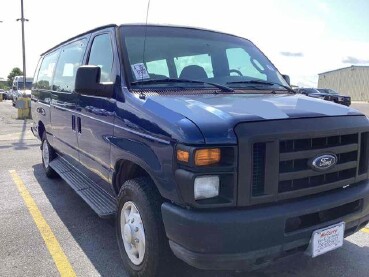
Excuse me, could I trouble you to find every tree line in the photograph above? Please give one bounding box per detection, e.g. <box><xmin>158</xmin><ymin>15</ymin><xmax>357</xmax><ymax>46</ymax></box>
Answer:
<box><xmin>0</xmin><ymin>67</ymin><xmax>23</xmax><ymax>90</ymax></box>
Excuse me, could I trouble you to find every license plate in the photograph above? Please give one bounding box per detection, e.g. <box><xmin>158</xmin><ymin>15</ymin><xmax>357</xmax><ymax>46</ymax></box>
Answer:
<box><xmin>307</xmin><ymin>222</ymin><xmax>345</xmax><ymax>258</ymax></box>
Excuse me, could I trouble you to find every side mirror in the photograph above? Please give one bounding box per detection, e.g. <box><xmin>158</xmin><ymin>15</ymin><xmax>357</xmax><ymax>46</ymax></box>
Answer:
<box><xmin>75</xmin><ymin>65</ymin><xmax>114</xmax><ymax>98</ymax></box>
<box><xmin>282</xmin><ymin>74</ymin><xmax>290</xmax><ymax>86</ymax></box>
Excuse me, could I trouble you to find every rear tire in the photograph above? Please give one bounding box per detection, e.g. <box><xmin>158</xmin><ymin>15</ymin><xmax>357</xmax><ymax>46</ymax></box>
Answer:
<box><xmin>116</xmin><ymin>177</ymin><xmax>171</xmax><ymax>277</ymax></box>
<box><xmin>41</xmin><ymin>132</ymin><xmax>58</xmax><ymax>178</ymax></box>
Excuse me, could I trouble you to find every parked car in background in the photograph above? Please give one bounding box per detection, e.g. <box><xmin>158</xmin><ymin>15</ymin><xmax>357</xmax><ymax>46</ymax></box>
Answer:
<box><xmin>295</xmin><ymin>87</ymin><xmax>321</xmax><ymax>97</ymax></box>
<box><xmin>295</xmin><ymin>87</ymin><xmax>351</xmax><ymax>106</ymax></box>
<box><xmin>0</xmin><ymin>89</ymin><xmax>11</xmax><ymax>100</ymax></box>
<box><xmin>2</xmin><ymin>89</ymin><xmax>13</xmax><ymax>100</ymax></box>
<box><xmin>11</xmin><ymin>76</ymin><xmax>33</xmax><ymax>106</ymax></box>
<box><xmin>317</xmin><ymin>88</ymin><xmax>351</xmax><ymax>106</ymax></box>
<box><xmin>6</xmin><ymin>89</ymin><xmax>15</xmax><ymax>101</ymax></box>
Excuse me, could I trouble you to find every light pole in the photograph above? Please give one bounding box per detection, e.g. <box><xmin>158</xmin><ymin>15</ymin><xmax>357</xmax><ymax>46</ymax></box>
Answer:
<box><xmin>16</xmin><ymin>0</ymin><xmax>28</xmax><ymax>91</ymax></box>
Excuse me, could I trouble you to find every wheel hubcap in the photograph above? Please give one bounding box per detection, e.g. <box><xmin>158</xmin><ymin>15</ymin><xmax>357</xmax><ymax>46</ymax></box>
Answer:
<box><xmin>120</xmin><ymin>201</ymin><xmax>146</xmax><ymax>265</ymax></box>
<box><xmin>123</xmin><ymin>224</ymin><xmax>133</xmax><ymax>243</ymax></box>
<box><xmin>42</xmin><ymin>140</ymin><xmax>50</xmax><ymax>168</ymax></box>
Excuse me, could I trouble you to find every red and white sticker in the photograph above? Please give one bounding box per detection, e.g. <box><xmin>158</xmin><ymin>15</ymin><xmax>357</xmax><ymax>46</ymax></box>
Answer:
<box><xmin>308</xmin><ymin>222</ymin><xmax>345</xmax><ymax>258</ymax></box>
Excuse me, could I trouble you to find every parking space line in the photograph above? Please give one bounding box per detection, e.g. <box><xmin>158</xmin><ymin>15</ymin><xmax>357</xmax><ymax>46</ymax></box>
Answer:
<box><xmin>9</xmin><ymin>170</ymin><xmax>76</xmax><ymax>277</ymax></box>
<box><xmin>361</xmin><ymin>227</ymin><xmax>369</xmax><ymax>234</ymax></box>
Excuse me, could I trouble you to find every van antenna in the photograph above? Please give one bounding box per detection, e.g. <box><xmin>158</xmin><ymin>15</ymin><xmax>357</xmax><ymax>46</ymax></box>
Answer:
<box><xmin>139</xmin><ymin>0</ymin><xmax>151</xmax><ymax>99</ymax></box>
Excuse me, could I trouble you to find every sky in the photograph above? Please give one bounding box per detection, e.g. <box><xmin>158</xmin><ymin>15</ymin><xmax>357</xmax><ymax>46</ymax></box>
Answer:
<box><xmin>1</xmin><ymin>0</ymin><xmax>369</xmax><ymax>87</ymax></box>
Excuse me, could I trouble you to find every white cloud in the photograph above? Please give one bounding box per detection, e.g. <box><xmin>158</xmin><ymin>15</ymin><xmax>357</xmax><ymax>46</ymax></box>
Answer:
<box><xmin>316</xmin><ymin>1</ymin><xmax>330</xmax><ymax>13</ymax></box>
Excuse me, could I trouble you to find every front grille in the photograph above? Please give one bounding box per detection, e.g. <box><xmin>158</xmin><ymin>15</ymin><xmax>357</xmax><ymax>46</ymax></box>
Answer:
<box><xmin>250</xmin><ymin>131</ymin><xmax>369</xmax><ymax>201</ymax></box>
<box><xmin>279</xmin><ymin>168</ymin><xmax>356</xmax><ymax>193</ymax></box>
<box><xmin>280</xmin><ymin>134</ymin><xmax>358</xmax><ymax>153</ymax></box>
<box><xmin>278</xmin><ymin>134</ymin><xmax>359</xmax><ymax>193</ymax></box>
<box><xmin>237</xmin><ymin>117</ymin><xmax>369</xmax><ymax>206</ymax></box>
<box><xmin>252</xmin><ymin>143</ymin><xmax>266</xmax><ymax>196</ymax></box>
<box><xmin>359</xmin><ymin>132</ymin><xmax>369</xmax><ymax>174</ymax></box>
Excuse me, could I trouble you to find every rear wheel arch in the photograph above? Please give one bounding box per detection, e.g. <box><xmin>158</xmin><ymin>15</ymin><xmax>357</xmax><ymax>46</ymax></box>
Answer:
<box><xmin>41</xmin><ymin>132</ymin><xmax>58</xmax><ymax>178</ymax></box>
<box><xmin>38</xmin><ymin>121</ymin><xmax>46</xmax><ymax>140</ymax></box>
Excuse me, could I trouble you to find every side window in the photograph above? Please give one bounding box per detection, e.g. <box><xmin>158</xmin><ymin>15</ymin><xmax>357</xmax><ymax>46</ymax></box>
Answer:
<box><xmin>226</xmin><ymin>48</ymin><xmax>266</xmax><ymax>80</ymax></box>
<box><xmin>32</xmin><ymin>60</ymin><xmax>42</xmax><ymax>87</ymax></box>
<box><xmin>36</xmin><ymin>50</ymin><xmax>59</xmax><ymax>90</ymax></box>
<box><xmin>88</xmin><ymin>34</ymin><xmax>114</xmax><ymax>82</ymax></box>
<box><xmin>53</xmin><ymin>39</ymin><xmax>87</xmax><ymax>93</ymax></box>
<box><xmin>146</xmin><ymin>59</ymin><xmax>169</xmax><ymax>78</ymax></box>
<box><xmin>174</xmin><ymin>54</ymin><xmax>214</xmax><ymax>78</ymax></box>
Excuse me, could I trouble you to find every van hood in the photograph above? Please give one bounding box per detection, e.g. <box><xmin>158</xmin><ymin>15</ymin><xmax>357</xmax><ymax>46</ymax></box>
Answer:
<box><xmin>143</xmin><ymin>93</ymin><xmax>362</xmax><ymax>144</ymax></box>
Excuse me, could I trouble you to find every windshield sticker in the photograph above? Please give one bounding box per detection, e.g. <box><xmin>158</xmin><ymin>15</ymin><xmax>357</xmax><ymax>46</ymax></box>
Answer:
<box><xmin>131</xmin><ymin>63</ymin><xmax>150</xmax><ymax>80</ymax></box>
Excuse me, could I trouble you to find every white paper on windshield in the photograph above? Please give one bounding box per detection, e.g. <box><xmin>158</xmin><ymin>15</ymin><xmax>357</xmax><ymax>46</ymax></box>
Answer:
<box><xmin>131</xmin><ymin>63</ymin><xmax>150</xmax><ymax>80</ymax></box>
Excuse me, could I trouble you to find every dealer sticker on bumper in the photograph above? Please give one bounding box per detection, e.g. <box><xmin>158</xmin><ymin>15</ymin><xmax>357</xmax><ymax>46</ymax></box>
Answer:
<box><xmin>307</xmin><ymin>222</ymin><xmax>345</xmax><ymax>258</ymax></box>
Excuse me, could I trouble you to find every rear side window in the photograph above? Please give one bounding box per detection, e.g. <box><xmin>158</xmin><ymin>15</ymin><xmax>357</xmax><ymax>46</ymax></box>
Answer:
<box><xmin>88</xmin><ymin>34</ymin><xmax>114</xmax><ymax>82</ymax></box>
<box><xmin>35</xmin><ymin>50</ymin><xmax>60</xmax><ymax>90</ymax></box>
<box><xmin>53</xmin><ymin>39</ymin><xmax>87</xmax><ymax>93</ymax></box>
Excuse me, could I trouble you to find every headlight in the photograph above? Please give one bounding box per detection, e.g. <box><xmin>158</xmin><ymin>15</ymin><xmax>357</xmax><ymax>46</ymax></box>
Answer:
<box><xmin>194</xmin><ymin>176</ymin><xmax>220</xmax><ymax>200</ymax></box>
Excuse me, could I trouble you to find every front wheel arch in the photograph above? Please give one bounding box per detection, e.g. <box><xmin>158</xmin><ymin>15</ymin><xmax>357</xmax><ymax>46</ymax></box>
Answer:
<box><xmin>113</xmin><ymin>159</ymin><xmax>152</xmax><ymax>195</ymax></box>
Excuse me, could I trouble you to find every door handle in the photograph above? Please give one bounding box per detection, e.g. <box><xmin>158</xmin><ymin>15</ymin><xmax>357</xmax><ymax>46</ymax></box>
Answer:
<box><xmin>72</xmin><ymin>115</ymin><xmax>76</xmax><ymax>131</ymax></box>
<box><xmin>77</xmin><ymin>117</ymin><xmax>82</xmax><ymax>134</ymax></box>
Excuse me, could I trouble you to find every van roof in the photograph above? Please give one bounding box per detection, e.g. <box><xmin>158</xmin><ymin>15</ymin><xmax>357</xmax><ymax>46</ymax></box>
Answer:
<box><xmin>14</xmin><ymin>76</ymin><xmax>33</xmax><ymax>81</ymax></box>
<box><xmin>41</xmin><ymin>24</ymin><xmax>118</xmax><ymax>55</ymax></box>
<box><xmin>41</xmin><ymin>23</ymin><xmax>247</xmax><ymax>56</ymax></box>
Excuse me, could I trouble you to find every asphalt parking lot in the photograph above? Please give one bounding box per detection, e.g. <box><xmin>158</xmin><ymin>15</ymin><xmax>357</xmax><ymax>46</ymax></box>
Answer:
<box><xmin>0</xmin><ymin>99</ymin><xmax>368</xmax><ymax>277</ymax></box>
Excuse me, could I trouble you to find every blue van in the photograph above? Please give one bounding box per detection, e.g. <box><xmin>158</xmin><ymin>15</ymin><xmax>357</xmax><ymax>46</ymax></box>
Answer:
<box><xmin>31</xmin><ymin>24</ymin><xmax>369</xmax><ymax>276</ymax></box>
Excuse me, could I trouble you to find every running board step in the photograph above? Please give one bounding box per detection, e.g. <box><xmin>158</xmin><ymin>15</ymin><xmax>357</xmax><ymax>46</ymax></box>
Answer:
<box><xmin>49</xmin><ymin>156</ymin><xmax>117</xmax><ymax>218</ymax></box>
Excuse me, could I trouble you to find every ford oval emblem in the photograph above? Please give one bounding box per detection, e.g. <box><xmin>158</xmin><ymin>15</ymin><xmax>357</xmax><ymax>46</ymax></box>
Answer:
<box><xmin>310</xmin><ymin>154</ymin><xmax>337</xmax><ymax>171</ymax></box>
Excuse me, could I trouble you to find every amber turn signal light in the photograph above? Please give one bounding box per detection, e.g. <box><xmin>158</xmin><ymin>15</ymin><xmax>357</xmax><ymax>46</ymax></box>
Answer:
<box><xmin>177</xmin><ymin>150</ymin><xmax>190</xmax><ymax>163</ymax></box>
<box><xmin>195</xmin><ymin>148</ymin><xmax>221</xmax><ymax>166</ymax></box>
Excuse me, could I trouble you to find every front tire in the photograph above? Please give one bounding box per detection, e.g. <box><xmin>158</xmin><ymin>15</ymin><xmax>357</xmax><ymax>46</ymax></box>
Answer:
<box><xmin>41</xmin><ymin>132</ymin><xmax>58</xmax><ymax>178</ymax></box>
<box><xmin>116</xmin><ymin>177</ymin><xmax>171</xmax><ymax>277</ymax></box>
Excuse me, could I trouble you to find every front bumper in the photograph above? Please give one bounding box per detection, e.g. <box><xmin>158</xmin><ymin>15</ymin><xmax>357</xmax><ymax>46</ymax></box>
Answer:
<box><xmin>336</xmin><ymin>98</ymin><xmax>351</xmax><ymax>106</ymax></box>
<box><xmin>162</xmin><ymin>181</ymin><xmax>369</xmax><ymax>271</ymax></box>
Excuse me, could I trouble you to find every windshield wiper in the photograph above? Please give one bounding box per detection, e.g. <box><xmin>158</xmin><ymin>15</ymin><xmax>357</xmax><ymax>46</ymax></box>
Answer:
<box><xmin>131</xmin><ymin>78</ymin><xmax>234</xmax><ymax>93</ymax></box>
<box><xmin>227</xmin><ymin>80</ymin><xmax>295</xmax><ymax>94</ymax></box>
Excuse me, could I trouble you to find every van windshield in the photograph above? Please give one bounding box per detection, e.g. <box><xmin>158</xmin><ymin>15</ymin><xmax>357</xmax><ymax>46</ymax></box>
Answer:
<box><xmin>121</xmin><ymin>25</ymin><xmax>289</xmax><ymax>93</ymax></box>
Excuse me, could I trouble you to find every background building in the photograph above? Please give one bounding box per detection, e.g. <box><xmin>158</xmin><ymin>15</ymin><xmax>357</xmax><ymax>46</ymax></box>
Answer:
<box><xmin>318</xmin><ymin>66</ymin><xmax>369</xmax><ymax>101</ymax></box>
